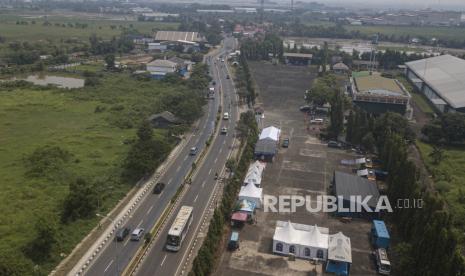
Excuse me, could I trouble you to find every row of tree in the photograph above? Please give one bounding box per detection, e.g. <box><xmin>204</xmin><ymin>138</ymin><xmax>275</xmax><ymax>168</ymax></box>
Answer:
<box><xmin>234</xmin><ymin>55</ymin><xmax>256</xmax><ymax>106</ymax></box>
<box><xmin>189</xmin><ymin>111</ymin><xmax>258</xmax><ymax>276</ymax></box>
<box><xmin>422</xmin><ymin>113</ymin><xmax>465</xmax><ymax>145</ymax></box>
<box><xmin>240</xmin><ymin>33</ymin><xmax>283</xmax><ymax>61</ymax></box>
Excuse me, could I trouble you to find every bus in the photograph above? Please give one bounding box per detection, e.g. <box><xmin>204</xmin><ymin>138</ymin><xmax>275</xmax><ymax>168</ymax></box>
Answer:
<box><xmin>166</xmin><ymin>206</ymin><xmax>194</xmax><ymax>251</ymax></box>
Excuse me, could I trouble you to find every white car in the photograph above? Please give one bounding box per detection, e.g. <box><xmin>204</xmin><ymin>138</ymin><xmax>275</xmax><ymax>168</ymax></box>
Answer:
<box><xmin>131</xmin><ymin>228</ymin><xmax>145</xmax><ymax>241</ymax></box>
<box><xmin>221</xmin><ymin>127</ymin><xmax>228</xmax><ymax>134</ymax></box>
<box><xmin>223</xmin><ymin>112</ymin><xmax>229</xmax><ymax>120</ymax></box>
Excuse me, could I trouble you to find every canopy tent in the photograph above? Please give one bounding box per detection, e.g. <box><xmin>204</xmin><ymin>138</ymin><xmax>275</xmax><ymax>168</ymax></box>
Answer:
<box><xmin>273</xmin><ymin>220</ymin><xmax>329</xmax><ymax>260</ymax></box>
<box><xmin>357</xmin><ymin>169</ymin><xmax>368</xmax><ymax>177</ymax></box>
<box><xmin>341</xmin><ymin>157</ymin><xmax>366</xmax><ymax>165</ymax></box>
<box><xmin>238</xmin><ymin>183</ymin><xmax>263</xmax><ymax>208</ymax></box>
<box><xmin>327</xmin><ymin>232</ymin><xmax>352</xmax><ymax>263</ymax></box>
<box><xmin>244</xmin><ymin>161</ymin><xmax>266</xmax><ymax>187</ymax></box>
<box><xmin>234</xmin><ymin>199</ymin><xmax>256</xmax><ymax>213</ymax></box>
<box><xmin>259</xmin><ymin>126</ymin><xmax>281</xmax><ymax>142</ymax></box>
<box><xmin>231</xmin><ymin>211</ymin><xmax>248</xmax><ymax>222</ymax></box>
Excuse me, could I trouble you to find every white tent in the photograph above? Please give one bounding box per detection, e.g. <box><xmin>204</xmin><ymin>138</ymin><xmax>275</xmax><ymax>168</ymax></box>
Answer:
<box><xmin>244</xmin><ymin>161</ymin><xmax>266</xmax><ymax>187</ymax></box>
<box><xmin>273</xmin><ymin>220</ymin><xmax>329</xmax><ymax>260</ymax></box>
<box><xmin>259</xmin><ymin>126</ymin><xmax>281</xmax><ymax>142</ymax></box>
<box><xmin>238</xmin><ymin>182</ymin><xmax>263</xmax><ymax>208</ymax></box>
<box><xmin>328</xmin><ymin>232</ymin><xmax>352</xmax><ymax>263</ymax></box>
<box><xmin>357</xmin><ymin>169</ymin><xmax>368</xmax><ymax>176</ymax></box>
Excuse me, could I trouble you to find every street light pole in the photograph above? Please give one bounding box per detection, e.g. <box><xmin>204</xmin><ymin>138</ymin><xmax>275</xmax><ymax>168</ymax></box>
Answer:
<box><xmin>96</xmin><ymin>213</ymin><xmax>120</xmax><ymax>276</ymax></box>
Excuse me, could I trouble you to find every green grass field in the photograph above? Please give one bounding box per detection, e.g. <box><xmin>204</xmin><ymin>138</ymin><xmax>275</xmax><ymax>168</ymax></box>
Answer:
<box><xmin>345</xmin><ymin>25</ymin><xmax>465</xmax><ymax>41</ymax></box>
<box><xmin>0</xmin><ymin>73</ymin><xmax>184</xmax><ymax>272</ymax></box>
<box><xmin>0</xmin><ymin>14</ymin><xmax>179</xmax><ymax>42</ymax></box>
<box><xmin>417</xmin><ymin>141</ymin><xmax>465</xmax><ymax>226</ymax></box>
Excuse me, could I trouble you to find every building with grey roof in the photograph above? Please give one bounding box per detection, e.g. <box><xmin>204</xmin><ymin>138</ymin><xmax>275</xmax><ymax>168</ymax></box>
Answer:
<box><xmin>154</xmin><ymin>31</ymin><xmax>202</xmax><ymax>43</ymax></box>
<box><xmin>405</xmin><ymin>54</ymin><xmax>465</xmax><ymax>113</ymax></box>
<box><xmin>333</xmin><ymin>171</ymin><xmax>380</xmax><ymax>219</ymax></box>
<box><xmin>254</xmin><ymin>139</ymin><xmax>277</xmax><ymax>162</ymax></box>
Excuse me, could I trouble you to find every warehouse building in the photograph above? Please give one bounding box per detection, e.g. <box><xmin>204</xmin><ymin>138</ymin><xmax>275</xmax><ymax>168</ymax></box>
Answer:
<box><xmin>349</xmin><ymin>72</ymin><xmax>411</xmax><ymax>114</ymax></box>
<box><xmin>405</xmin><ymin>54</ymin><xmax>465</xmax><ymax>113</ymax></box>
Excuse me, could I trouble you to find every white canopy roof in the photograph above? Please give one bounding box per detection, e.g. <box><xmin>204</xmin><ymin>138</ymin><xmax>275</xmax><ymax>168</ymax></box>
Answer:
<box><xmin>259</xmin><ymin>126</ymin><xmax>281</xmax><ymax>141</ymax></box>
<box><xmin>273</xmin><ymin>221</ymin><xmax>329</xmax><ymax>249</ymax></box>
<box><xmin>328</xmin><ymin>232</ymin><xmax>352</xmax><ymax>263</ymax></box>
<box><xmin>357</xmin><ymin>169</ymin><xmax>369</xmax><ymax>176</ymax></box>
<box><xmin>244</xmin><ymin>161</ymin><xmax>266</xmax><ymax>186</ymax></box>
<box><xmin>239</xmin><ymin>182</ymin><xmax>263</xmax><ymax>199</ymax></box>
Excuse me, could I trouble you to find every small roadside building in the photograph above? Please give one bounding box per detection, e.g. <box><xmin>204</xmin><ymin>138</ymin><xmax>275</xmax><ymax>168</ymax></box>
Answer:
<box><xmin>273</xmin><ymin>221</ymin><xmax>329</xmax><ymax>260</ymax></box>
<box><xmin>333</xmin><ymin>62</ymin><xmax>350</xmax><ymax>74</ymax></box>
<box><xmin>169</xmin><ymin>56</ymin><xmax>194</xmax><ymax>77</ymax></box>
<box><xmin>326</xmin><ymin>232</ymin><xmax>352</xmax><ymax>276</ymax></box>
<box><xmin>333</xmin><ymin>171</ymin><xmax>380</xmax><ymax>219</ymax></box>
<box><xmin>283</xmin><ymin>53</ymin><xmax>313</xmax><ymax>66</ymax></box>
<box><xmin>148</xmin><ymin>111</ymin><xmax>180</xmax><ymax>128</ymax></box>
<box><xmin>238</xmin><ymin>182</ymin><xmax>263</xmax><ymax>208</ymax></box>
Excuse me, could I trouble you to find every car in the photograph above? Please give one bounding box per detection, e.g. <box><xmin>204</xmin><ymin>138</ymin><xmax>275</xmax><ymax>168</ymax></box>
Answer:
<box><xmin>189</xmin><ymin>147</ymin><xmax>198</xmax><ymax>155</ymax></box>
<box><xmin>299</xmin><ymin>105</ymin><xmax>311</xmax><ymax>112</ymax></box>
<box><xmin>131</xmin><ymin>228</ymin><xmax>144</xmax><ymax>241</ymax></box>
<box><xmin>221</xmin><ymin>58</ymin><xmax>225</xmax><ymax>62</ymax></box>
<box><xmin>282</xmin><ymin>138</ymin><xmax>290</xmax><ymax>148</ymax></box>
<box><xmin>223</xmin><ymin>112</ymin><xmax>229</xmax><ymax>120</ymax></box>
<box><xmin>153</xmin><ymin>182</ymin><xmax>165</xmax><ymax>194</ymax></box>
<box><xmin>327</xmin><ymin>141</ymin><xmax>341</xmax><ymax>148</ymax></box>
<box><xmin>221</xmin><ymin>127</ymin><xmax>228</xmax><ymax>134</ymax></box>
<box><xmin>115</xmin><ymin>227</ymin><xmax>130</xmax><ymax>242</ymax></box>
<box><xmin>226</xmin><ymin>74</ymin><xmax>230</xmax><ymax>79</ymax></box>
<box><xmin>212</xmin><ymin>81</ymin><xmax>216</xmax><ymax>85</ymax></box>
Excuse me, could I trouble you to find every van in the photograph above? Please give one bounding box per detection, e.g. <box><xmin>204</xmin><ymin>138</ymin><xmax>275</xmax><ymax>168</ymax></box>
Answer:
<box><xmin>228</xmin><ymin>231</ymin><xmax>239</xmax><ymax>250</ymax></box>
<box><xmin>223</xmin><ymin>112</ymin><xmax>229</xmax><ymax>120</ymax></box>
<box><xmin>311</xmin><ymin>118</ymin><xmax>324</xmax><ymax>124</ymax></box>
<box><xmin>131</xmin><ymin>228</ymin><xmax>145</xmax><ymax>241</ymax></box>
<box><xmin>374</xmin><ymin>248</ymin><xmax>391</xmax><ymax>275</ymax></box>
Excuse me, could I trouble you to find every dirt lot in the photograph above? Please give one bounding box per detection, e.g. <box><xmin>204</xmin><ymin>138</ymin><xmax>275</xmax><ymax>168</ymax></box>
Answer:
<box><xmin>215</xmin><ymin>62</ymin><xmax>378</xmax><ymax>276</ymax></box>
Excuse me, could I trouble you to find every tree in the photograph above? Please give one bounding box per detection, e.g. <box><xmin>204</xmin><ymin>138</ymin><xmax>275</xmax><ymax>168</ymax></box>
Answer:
<box><xmin>24</xmin><ymin>215</ymin><xmax>58</xmax><ymax>263</ymax></box>
<box><xmin>361</xmin><ymin>132</ymin><xmax>375</xmax><ymax>152</ymax></box>
<box><xmin>329</xmin><ymin>89</ymin><xmax>344</xmax><ymax>138</ymax></box>
<box><xmin>429</xmin><ymin>146</ymin><xmax>444</xmax><ymax>165</ymax></box>
<box><xmin>137</xmin><ymin>120</ymin><xmax>153</xmax><ymax>142</ymax></box>
<box><xmin>62</xmin><ymin>177</ymin><xmax>98</xmax><ymax>222</ymax></box>
<box><xmin>104</xmin><ymin>54</ymin><xmax>115</xmax><ymax>69</ymax></box>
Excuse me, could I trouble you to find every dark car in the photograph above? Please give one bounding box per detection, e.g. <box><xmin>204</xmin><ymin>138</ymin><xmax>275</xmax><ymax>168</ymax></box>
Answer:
<box><xmin>327</xmin><ymin>141</ymin><xmax>341</xmax><ymax>148</ymax></box>
<box><xmin>282</xmin><ymin>138</ymin><xmax>290</xmax><ymax>148</ymax></box>
<box><xmin>153</xmin><ymin>182</ymin><xmax>165</xmax><ymax>194</ymax></box>
<box><xmin>115</xmin><ymin>227</ymin><xmax>130</xmax><ymax>242</ymax></box>
<box><xmin>189</xmin><ymin>147</ymin><xmax>198</xmax><ymax>155</ymax></box>
<box><xmin>226</xmin><ymin>74</ymin><xmax>230</xmax><ymax>79</ymax></box>
<box><xmin>299</xmin><ymin>105</ymin><xmax>311</xmax><ymax>112</ymax></box>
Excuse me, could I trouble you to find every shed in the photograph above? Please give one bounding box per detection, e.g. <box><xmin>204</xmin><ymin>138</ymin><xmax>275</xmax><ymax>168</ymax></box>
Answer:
<box><xmin>371</xmin><ymin>220</ymin><xmax>390</xmax><ymax>249</ymax></box>
<box><xmin>333</xmin><ymin>62</ymin><xmax>349</xmax><ymax>74</ymax></box>
<box><xmin>148</xmin><ymin>111</ymin><xmax>181</xmax><ymax>128</ymax></box>
<box><xmin>259</xmin><ymin>126</ymin><xmax>280</xmax><ymax>142</ymax></box>
<box><xmin>254</xmin><ymin>139</ymin><xmax>278</xmax><ymax>162</ymax></box>
<box><xmin>333</xmin><ymin>171</ymin><xmax>380</xmax><ymax>218</ymax></box>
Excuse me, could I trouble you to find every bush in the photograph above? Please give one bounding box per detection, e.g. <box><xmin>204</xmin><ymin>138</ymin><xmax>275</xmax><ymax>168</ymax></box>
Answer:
<box><xmin>24</xmin><ymin>145</ymin><xmax>73</xmax><ymax>178</ymax></box>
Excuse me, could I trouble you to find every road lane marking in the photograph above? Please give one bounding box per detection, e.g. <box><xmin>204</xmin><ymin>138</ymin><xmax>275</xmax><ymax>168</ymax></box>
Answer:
<box><xmin>104</xmin><ymin>260</ymin><xmax>114</xmax><ymax>272</ymax></box>
<box><xmin>137</xmin><ymin>219</ymin><xmax>143</xmax><ymax>228</ymax></box>
<box><xmin>123</xmin><ymin>237</ymin><xmax>130</xmax><ymax>247</ymax></box>
<box><xmin>146</xmin><ymin>205</ymin><xmax>153</xmax><ymax>215</ymax></box>
<box><xmin>183</xmin><ymin>156</ymin><xmax>188</xmax><ymax>161</ymax></box>
<box><xmin>208</xmin><ymin>169</ymin><xmax>212</xmax><ymax>175</ymax></box>
<box><xmin>176</xmin><ymin>166</ymin><xmax>181</xmax><ymax>172</ymax></box>
<box><xmin>194</xmin><ymin>194</ymin><xmax>199</xmax><ymax>202</ymax></box>
<box><xmin>202</xmin><ymin>181</ymin><xmax>206</xmax><ymax>188</ymax></box>
<box><xmin>214</xmin><ymin>157</ymin><xmax>218</xmax><ymax>163</ymax></box>
<box><xmin>168</xmin><ymin>178</ymin><xmax>172</xmax><ymax>184</ymax></box>
<box><xmin>160</xmin><ymin>254</ymin><xmax>167</xmax><ymax>266</ymax></box>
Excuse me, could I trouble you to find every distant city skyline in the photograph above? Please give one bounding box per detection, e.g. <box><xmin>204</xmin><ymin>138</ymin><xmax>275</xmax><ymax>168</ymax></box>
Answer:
<box><xmin>306</xmin><ymin>0</ymin><xmax>465</xmax><ymax>10</ymax></box>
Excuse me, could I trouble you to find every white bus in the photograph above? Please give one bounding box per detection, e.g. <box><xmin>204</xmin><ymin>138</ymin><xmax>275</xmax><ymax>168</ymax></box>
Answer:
<box><xmin>166</xmin><ymin>206</ymin><xmax>194</xmax><ymax>251</ymax></box>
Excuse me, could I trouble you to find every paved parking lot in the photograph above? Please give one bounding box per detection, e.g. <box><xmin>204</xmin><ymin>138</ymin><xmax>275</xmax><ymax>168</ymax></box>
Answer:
<box><xmin>215</xmin><ymin>63</ymin><xmax>378</xmax><ymax>276</ymax></box>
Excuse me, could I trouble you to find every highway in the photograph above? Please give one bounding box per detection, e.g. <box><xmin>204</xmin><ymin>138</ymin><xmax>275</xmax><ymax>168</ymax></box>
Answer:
<box><xmin>134</xmin><ymin>37</ymin><xmax>238</xmax><ymax>276</ymax></box>
<box><xmin>85</xmin><ymin>37</ymin><xmax>237</xmax><ymax>276</ymax></box>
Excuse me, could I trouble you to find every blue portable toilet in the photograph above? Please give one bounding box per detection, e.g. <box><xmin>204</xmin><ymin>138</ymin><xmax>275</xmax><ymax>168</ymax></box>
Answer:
<box><xmin>228</xmin><ymin>231</ymin><xmax>239</xmax><ymax>250</ymax></box>
<box><xmin>371</xmin><ymin>220</ymin><xmax>390</xmax><ymax>249</ymax></box>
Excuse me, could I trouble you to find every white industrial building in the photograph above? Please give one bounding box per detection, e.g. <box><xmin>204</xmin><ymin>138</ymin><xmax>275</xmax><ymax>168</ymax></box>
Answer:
<box><xmin>405</xmin><ymin>54</ymin><xmax>465</xmax><ymax>113</ymax></box>
<box><xmin>146</xmin><ymin>59</ymin><xmax>177</xmax><ymax>79</ymax></box>
<box><xmin>273</xmin><ymin>221</ymin><xmax>329</xmax><ymax>260</ymax></box>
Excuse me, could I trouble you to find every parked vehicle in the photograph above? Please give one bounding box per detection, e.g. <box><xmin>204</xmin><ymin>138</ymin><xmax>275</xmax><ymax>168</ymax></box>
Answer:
<box><xmin>371</xmin><ymin>220</ymin><xmax>390</xmax><ymax>249</ymax></box>
<box><xmin>131</xmin><ymin>228</ymin><xmax>145</xmax><ymax>241</ymax></box>
<box><xmin>153</xmin><ymin>182</ymin><xmax>165</xmax><ymax>194</ymax></box>
<box><xmin>327</xmin><ymin>141</ymin><xmax>341</xmax><ymax>148</ymax></box>
<box><xmin>282</xmin><ymin>138</ymin><xmax>290</xmax><ymax>148</ymax></box>
<box><xmin>223</xmin><ymin>112</ymin><xmax>229</xmax><ymax>120</ymax></box>
<box><xmin>226</xmin><ymin>74</ymin><xmax>230</xmax><ymax>79</ymax></box>
<box><xmin>228</xmin><ymin>231</ymin><xmax>240</xmax><ymax>251</ymax></box>
<box><xmin>189</xmin><ymin>147</ymin><xmax>198</xmax><ymax>155</ymax></box>
<box><xmin>374</xmin><ymin>248</ymin><xmax>391</xmax><ymax>275</ymax></box>
<box><xmin>115</xmin><ymin>227</ymin><xmax>130</xmax><ymax>242</ymax></box>
<box><xmin>299</xmin><ymin>105</ymin><xmax>311</xmax><ymax>112</ymax></box>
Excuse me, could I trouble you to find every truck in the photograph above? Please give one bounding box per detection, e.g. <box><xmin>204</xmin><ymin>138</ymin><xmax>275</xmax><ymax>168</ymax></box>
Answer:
<box><xmin>371</xmin><ymin>220</ymin><xmax>390</xmax><ymax>249</ymax></box>
<box><xmin>374</xmin><ymin>248</ymin><xmax>391</xmax><ymax>275</ymax></box>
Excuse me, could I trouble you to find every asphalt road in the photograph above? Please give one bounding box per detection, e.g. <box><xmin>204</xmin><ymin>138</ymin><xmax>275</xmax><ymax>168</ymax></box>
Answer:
<box><xmin>85</xmin><ymin>38</ymin><xmax>235</xmax><ymax>276</ymax></box>
<box><xmin>134</xmin><ymin>37</ymin><xmax>238</xmax><ymax>276</ymax></box>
